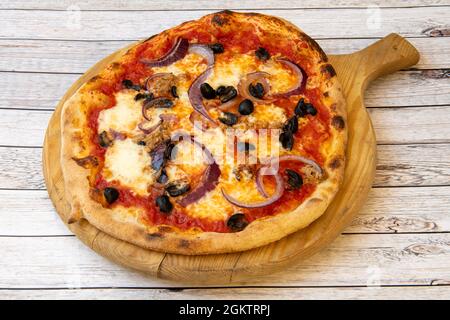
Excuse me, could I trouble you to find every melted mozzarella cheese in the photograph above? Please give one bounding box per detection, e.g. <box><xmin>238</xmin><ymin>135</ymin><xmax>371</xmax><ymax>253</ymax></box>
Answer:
<box><xmin>260</xmin><ymin>60</ymin><xmax>299</xmax><ymax>94</ymax></box>
<box><xmin>247</xmin><ymin>103</ymin><xmax>287</xmax><ymax>127</ymax></box>
<box><xmin>153</xmin><ymin>53</ymin><xmax>206</xmax><ymax>78</ymax></box>
<box><xmin>208</xmin><ymin>54</ymin><xmax>258</xmax><ymax>88</ymax></box>
<box><xmin>186</xmin><ymin>187</ymin><xmax>234</xmax><ymax>220</ymax></box>
<box><xmin>98</xmin><ymin>90</ymin><xmax>142</xmax><ymax>135</ymax></box>
<box><xmin>103</xmin><ymin>139</ymin><xmax>154</xmax><ymax>195</ymax></box>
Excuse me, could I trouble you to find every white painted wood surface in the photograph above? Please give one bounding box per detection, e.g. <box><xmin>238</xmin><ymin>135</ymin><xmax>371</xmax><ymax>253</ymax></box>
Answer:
<box><xmin>0</xmin><ymin>1</ymin><xmax>449</xmax><ymax>300</ymax></box>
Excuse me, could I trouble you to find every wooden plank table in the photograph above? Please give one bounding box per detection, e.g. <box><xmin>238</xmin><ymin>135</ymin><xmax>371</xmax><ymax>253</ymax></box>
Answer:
<box><xmin>0</xmin><ymin>0</ymin><xmax>449</xmax><ymax>300</ymax></box>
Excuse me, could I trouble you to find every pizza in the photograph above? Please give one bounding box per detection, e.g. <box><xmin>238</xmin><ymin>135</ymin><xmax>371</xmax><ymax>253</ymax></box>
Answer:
<box><xmin>60</xmin><ymin>11</ymin><xmax>347</xmax><ymax>255</ymax></box>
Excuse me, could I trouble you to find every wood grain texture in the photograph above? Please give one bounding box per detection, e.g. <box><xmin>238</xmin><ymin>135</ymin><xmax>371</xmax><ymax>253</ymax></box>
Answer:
<box><xmin>0</xmin><ymin>147</ymin><xmax>44</xmax><ymax>189</ymax></box>
<box><xmin>1</xmin><ymin>233</ymin><xmax>449</xmax><ymax>288</ymax></box>
<box><xmin>2</xmin><ymin>0</ymin><xmax>448</xmax><ymax>10</ymax></box>
<box><xmin>2</xmin><ymin>286</ymin><xmax>450</xmax><ymax>300</ymax></box>
<box><xmin>1</xmin><ymin>186</ymin><xmax>449</xmax><ymax>236</ymax></box>
<box><xmin>0</xmin><ymin>2</ymin><xmax>447</xmax><ymax>298</ymax></box>
<box><xmin>0</xmin><ymin>7</ymin><xmax>448</xmax><ymax>40</ymax></box>
<box><xmin>2</xmin><ymin>70</ymin><xmax>448</xmax><ymax>111</ymax></box>
<box><xmin>1</xmin><ymin>38</ymin><xmax>447</xmax><ymax>73</ymax></box>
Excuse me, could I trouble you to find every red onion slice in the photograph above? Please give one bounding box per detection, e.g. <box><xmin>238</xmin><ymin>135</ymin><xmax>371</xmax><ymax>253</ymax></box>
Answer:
<box><xmin>270</xmin><ymin>154</ymin><xmax>323</xmax><ymax>176</ymax></box>
<box><xmin>221</xmin><ymin>172</ymin><xmax>284</xmax><ymax>208</ymax></box>
<box><xmin>145</xmin><ymin>72</ymin><xmax>173</xmax><ymax>92</ymax></box>
<box><xmin>217</xmin><ymin>97</ymin><xmax>242</xmax><ymax>111</ymax></box>
<box><xmin>139</xmin><ymin>113</ymin><xmax>178</xmax><ymax>134</ymax></box>
<box><xmin>188</xmin><ymin>66</ymin><xmax>217</xmax><ymax>124</ymax></box>
<box><xmin>270</xmin><ymin>59</ymin><xmax>307</xmax><ymax>98</ymax></box>
<box><xmin>159</xmin><ymin>113</ymin><xmax>178</xmax><ymax>123</ymax></box>
<box><xmin>142</xmin><ymin>97</ymin><xmax>173</xmax><ymax>120</ymax></box>
<box><xmin>255</xmin><ymin>167</ymin><xmax>270</xmax><ymax>198</ymax></box>
<box><xmin>178</xmin><ymin>162</ymin><xmax>221</xmax><ymax>207</ymax></box>
<box><xmin>237</xmin><ymin>72</ymin><xmax>273</xmax><ymax>104</ymax></box>
<box><xmin>142</xmin><ymin>100</ymin><xmax>153</xmax><ymax>121</ymax></box>
<box><xmin>188</xmin><ymin>44</ymin><xmax>215</xmax><ymax>67</ymax></box>
<box><xmin>171</xmin><ymin>133</ymin><xmax>221</xmax><ymax>207</ymax></box>
<box><xmin>138</xmin><ymin>119</ymin><xmax>162</xmax><ymax>134</ymax></box>
<box><xmin>140</xmin><ymin>38</ymin><xmax>189</xmax><ymax>67</ymax></box>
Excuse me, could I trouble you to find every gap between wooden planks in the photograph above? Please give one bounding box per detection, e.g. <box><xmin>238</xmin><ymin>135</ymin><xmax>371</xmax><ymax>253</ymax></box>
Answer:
<box><xmin>1</xmin><ymin>233</ymin><xmax>449</xmax><ymax>288</ymax></box>
<box><xmin>0</xmin><ymin>7</ymin><xmax>448</xmax><ymax>40</ymax></box>
<box><xmin>1</xmin><ymin>0</ymin><xmax>448</xmax><ymax>10</ymax></box>
<box><xmin>1</xmin><ymin>285</ymin><xmax>449</xmax><ymax>300</ymax></box>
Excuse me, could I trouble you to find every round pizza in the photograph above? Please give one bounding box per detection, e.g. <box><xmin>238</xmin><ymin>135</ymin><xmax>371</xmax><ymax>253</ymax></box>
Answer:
<box><xmin>61</xmin><ymin>11</ymin><xmax>347</xmax><ymax>255</ymax></box>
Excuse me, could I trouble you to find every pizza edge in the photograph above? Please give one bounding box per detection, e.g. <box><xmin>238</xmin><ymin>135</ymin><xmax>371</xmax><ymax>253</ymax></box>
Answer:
<box><xmin>60</xmin><ymin>11</ymin><xmax>347</xmax><ymax>255</ymax></box>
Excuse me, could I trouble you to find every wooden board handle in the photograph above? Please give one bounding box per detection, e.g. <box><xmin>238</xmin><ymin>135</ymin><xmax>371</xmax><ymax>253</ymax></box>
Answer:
<box><xmin>353</xmin><ymin>33</ymin><xmax>420</xmax><ymax>90</ymax></box>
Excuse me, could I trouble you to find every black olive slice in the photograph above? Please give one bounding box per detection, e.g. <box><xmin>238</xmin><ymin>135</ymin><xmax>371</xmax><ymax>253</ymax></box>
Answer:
<box><xmin>156</xmin><ymin>195</ymin><xmax>173</xmax><ymax>214</ymax></box>
<box><xmin>294</xmin><ymin>98</ymin><xmax>307</xmax><ymax>117</ymax></box>
<box><xmin>283</xmin><ymin>116</ymin><xmax>298</xmax><ymax>134</ymax></box>
<box><xmin>134</xmin><ymin>92</ymin><xmax>153</xmax><ymax>101</ymax></box>
<box><xmin>165</xmin><ymin>181</ymin><xmax>191</xmax><ymax>197</ymax></box>
<box><xmin>227</xmin><ymin>213</ymin><xmax>249</xmax><ymax>232</ymax></box>
<box><xmin>248</xmin><ymin>82</ymin><xmax>265</xmax><ymax>99</ymax></box>
<box><xmin>285</xmin><ymin>169</ymin><xmax>303</xmax><ymax>190</ymax></box>
<box><xmin>305</xmin><ymin>103</ymin><xmax>317</xmax><ymax>116</ymax></box>
<box><xmin>279</xmin><ymin>131</ymin><xmax>294</xmax><ymax>150</ymax></box>
<box><xmin>209</xmin><ymin>43</ymin><xmax>224</xmax><ymax>54</ymax></box>
<box><xmin>122</xmin><ymin>79</ymin><xmax>141</xmax><ymax>91</ymax></box>
<box><xmin>200</xmin><ymin>83</ymin><xmax>216</xmax><ymax>99</ymax></box>
<box><xmin>220</xmin><ymin>86</ymin><xmax>237</xmax><ymax>103</ymax></box>
<box><xmin>216</xmin><ymin>85</ymin><xmax>227</xmax><ymax>96</ymax></box>
<box><xmin>255</xmin><ymin>47</ymin><xmax>270</xmax><ymax>61</ymax></box>
<box><xmin>104</xmin><ymin>187</ymin><xmax>119</xmax><ymax>204</ymax></box>
<box><xmin>145</xmin><ymin>97</ymin><xmax>173</xmax><ymax>109</ymax></box>
<box><xmin>219</xmin><ymin>112</ymin><xmax>238</xmax><ymax>126</ymax></box>
<box><xmin>156</xmin><ymin>169</ymin><xmax>169</xmax><ymax>184</ymax></box>
<box><xmin>295</xmin><ymin>98</ymin><xmax>317</xmax><ymax>117</ymax></box>
<box><xmin>238</xmin><ymin>99</ymin><xmax>254</xmax><ymax>115</ymax></box>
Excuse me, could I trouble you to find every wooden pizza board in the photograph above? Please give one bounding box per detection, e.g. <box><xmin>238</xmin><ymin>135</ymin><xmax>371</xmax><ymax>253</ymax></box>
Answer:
<box><xmin>43</xmin><ymin>33</ymin><xmax>419</xmax><ymax>284</ymax></box>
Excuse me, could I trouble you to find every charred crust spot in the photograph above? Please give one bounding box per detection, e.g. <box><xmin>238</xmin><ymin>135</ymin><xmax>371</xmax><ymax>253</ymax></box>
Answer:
<box><xmin>323</xmin><ymin>92</ymin><xmax>329</xmax><ymax>97</ymax></box>
<box><xmin>178</xmin><ymin>239</ymin><xmax>190</xmax><ymax>248</ymax></box>
<box><xmin>332</xmin><ymin>115</ymin><xmax>345</xmax><ymax>130</ymax></box>
<box><xmin>88</xmin><ymin>75</ymin><xmax>100</xmax><ymax>83</ymax></box>
<box><xmin>329</xmin><ymin>157</ymin><xmax>342</xmax><ymax>170</ymax></box>
<box><xmin>321</xmin><ymin>64</ymin><xmax>336</xmax><ymax>78</ymax></box>
<box><xmin>147</xmin><ymin>232</ymin><xmax>164</xmax><ymax>239</ymax></box>
<box><xmin>72</xmin><ymin>155</ymin><xmax>98</xmax><ymax>168</ymax></box>
<box><xmin>301</xmin><ymin>34</ymin><xmax>328</xmax><ymax>62</ymax></box>
<box><xmin>110</xmin><ymin>62</ymin><xmax>120</xmax><ymax>69</ymax></box>
<box><xmin>158</xmin><ymin>226</ymin><xmax>173</xmax><ymax>233</ymax></box>
<box><xmin>212</xmin><ymin>13</ymin><xmax>230</xmax><ymax>26</ymax></box>
<box><xmin>218</xmin><ymin>10</ymin><xmax>233</xmax><ymax>15</ymax></box>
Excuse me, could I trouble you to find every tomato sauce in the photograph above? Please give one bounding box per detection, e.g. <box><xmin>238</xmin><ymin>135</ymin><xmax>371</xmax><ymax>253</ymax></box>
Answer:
<box><xmin>83</xmin><ymin>19</ymin><xmax>330</xmax><ymax>233</ymax></box>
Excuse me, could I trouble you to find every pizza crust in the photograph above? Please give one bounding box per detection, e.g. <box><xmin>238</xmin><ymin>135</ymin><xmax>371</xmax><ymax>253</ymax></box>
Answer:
<box><xmin>61</xmin><ymin>11</ymin><xmax>347</xmax><ymax>255</ymax></box>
